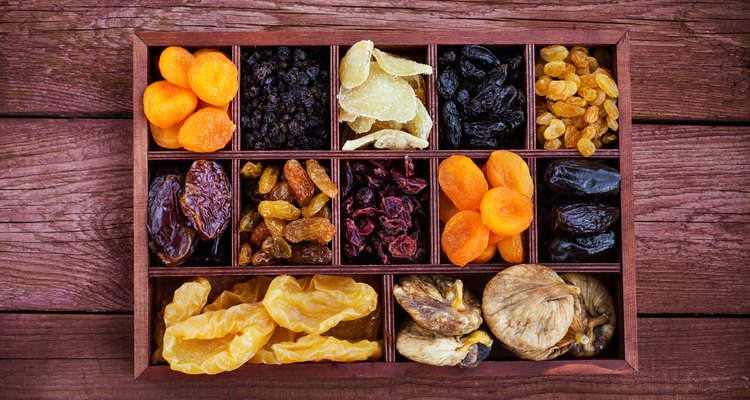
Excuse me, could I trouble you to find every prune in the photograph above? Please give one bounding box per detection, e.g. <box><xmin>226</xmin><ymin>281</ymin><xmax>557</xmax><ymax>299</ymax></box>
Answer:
<box><xmin>545</xmin><ymin>160</ymin><xmax>621</xmax><ymax>198</ymax></box>
<box><xmin>289</xmin><ymin>243</ymin><xmax>332</xmax><ymax>264</ymax></box>
<box><xmin>441</xmin><ymin>101</ymin><xmax>462</xmax><ymax>149</ymax></box>
<box><xmin>179</xmin><ymin>160</ymin><xmax>231</xmax><ymax>241</ymax></box>
<box><xmin>546</xmin><ymin>231</ymin><xmax>616</xmax><ymax>262</ymax></box>
<box><xmin>461</xmin><ymin>45</ymin><xmax>500</xmax><ymax>68</ymax></box>
<box><xmin>548</xmin><ymin>202</ymin><xmax>620</xmax><ymax>235</ymax></box>
<box><xmin>438</xmin><ymin>66</ymin><xmax>458</xmax><ymax>99</ymax></box>
<box><xmin>148</xmin><ymin>173</ymin><xmax>196</xmax><ymax>266</ymax></box>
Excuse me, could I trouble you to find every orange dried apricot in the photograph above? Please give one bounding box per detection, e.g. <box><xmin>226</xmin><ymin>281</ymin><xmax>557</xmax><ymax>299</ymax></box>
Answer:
<box><xmin>438</xmin><ymin>155</ymin><xmax>488</xmax><ymax>211</ymax></box>
<box><xmin>441</xmin><ymin>210</ymin><xmax>490</xmax><ymax>267</ymax></box>
<box><xmin>197</xmin><ymin>99</ymin><xmax>230</xmax><ymax>113</ymax></box>
<box><xmin>438</xmin><ymin>190</ymin><xmax>460</xmax><ymax>224</ymax></box>
<box><xmin>159</xmin><ymin>46</ymin><xmax>195</xmax><ymax>88</ymax></box>
<box><xmin>188</xmin><ymin>53</ymin><xmax>238</xmax><ymax>107</ymax></box>
<box><xmin>497</xmin><ymin>234</ymin><xmax>524</xmax><ymax>263</ymax></box>
<box><xmin>487</xmin><ymin>231</ymin><xmax>503</xmax><ymax>244</ymax></box>
<box><xmin>193</xmin><ymin>48</ymin><xmax>227</xmax><ymax>58</ymax></box>
<box><xmin>479</xmin><ymin>187</ymin><xmax>534</xmax><ymax>236</ymax></box>
<box><xmin>143</xmin><ymin>80</ymin><xmax>197</xmax><ymax>129</ymax></box>
<box><xmin>178</xmin><ymin>108</ymin><xmax>234</xmax><ymax>152</ymax></box>
<box><xmin>150</xmin><ymin>121</ymin><xmax>184</xmax><ymax>149</ymax></box>
<box><xmin>485</xmin><ymin>150</ymin><xmax>534</xmax><ymax>198</ymax></box>
<box><xmin>473</xmin><ymin>242</ymin><xmax>497</xmax><ymax>263</ymax></box>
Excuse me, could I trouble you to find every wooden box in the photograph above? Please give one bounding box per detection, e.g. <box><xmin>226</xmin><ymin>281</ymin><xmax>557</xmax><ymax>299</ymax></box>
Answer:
<box><xmin>133</xmin><ymin>30</ymin><xmax>636</xmax><ymax>379</ymax></box>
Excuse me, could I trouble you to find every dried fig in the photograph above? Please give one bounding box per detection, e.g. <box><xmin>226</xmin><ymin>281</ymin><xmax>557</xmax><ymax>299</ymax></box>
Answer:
<box><xmin>396</xmin><ymin>320</ymin><xmax>492</xmax><ymax>368</ymax></box>
<box><xmin>561</xmin><ymin>273</ymin><xmax>616</xmax><ymax>357</ymax></box>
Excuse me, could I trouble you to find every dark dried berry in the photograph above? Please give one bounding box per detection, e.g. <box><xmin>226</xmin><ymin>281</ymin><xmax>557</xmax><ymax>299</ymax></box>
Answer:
<box><xmin>546</xmin><ymin>231</ymin><xmax>616</xmax><ymax>262</ymax></box>
<box><xmin>459</xmin><ymin>58</ymin><xmax>486</xmax><ymax>81</ymax></box>
<box><xmin>438</xmin><ymin>51</ymin><xmax>456</xmax><ymax>66</ymax></box>
<box><xmin>441</xmin><ymin>101</ymin><xmax>462</xmax><ymax>149</ymax></box>
<box><xmin>461</xmin><ymin>45</ymin><xmax>501</xmax><ymax>68</ymax></box>
<box><xmin>438</xmin><ymin>66</ymin><xmax>459</xmax><ymax>99</ymax></box>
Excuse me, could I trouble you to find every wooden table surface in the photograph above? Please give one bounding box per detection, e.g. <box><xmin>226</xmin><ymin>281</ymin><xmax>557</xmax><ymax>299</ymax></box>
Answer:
<box><xmin>1</xmin><ymin>2</ymin><xmax>748</xmax><ymax>398</ymax></box>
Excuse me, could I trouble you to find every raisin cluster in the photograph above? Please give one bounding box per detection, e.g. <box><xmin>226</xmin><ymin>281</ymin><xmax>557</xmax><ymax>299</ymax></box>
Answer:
<box><xmin>240</xmin><ymin>47</ymin><xmax>330</xmax><ymax>150</ymax></box>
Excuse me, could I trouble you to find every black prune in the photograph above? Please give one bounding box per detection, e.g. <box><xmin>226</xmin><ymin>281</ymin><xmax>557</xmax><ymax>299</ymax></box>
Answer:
<box><xmin>461</xmin><ymin>45</ymin><xmax>501</xmax><ymax>68</ymax></box>
<box><xmin>438</xmin><ymin>66</ymin><xmax>459</xmax><ymax>99</ymax></box>
<box><xmin>179</xmin><ymin>160</ymin><xmax>231</xmax><ymax>241</ymax></box>
<box><xmin>546</xmin><ymin>231</ymin><xmax>616</xmax><ymax>262</ymax></box>
<box><xmin>441</xmin><ymin>101</ymin><xmax>462</xmax><ymax>149</ymax></box>
<box><xmin>148</xmin><ymin>173</ymin><xmax>197</xmax><ymax>267</ymax></box>
<box><xmin>548</xmin><ymin>202</ymin><xmax>621</xmax><ymax>235</ymax></box>
<box><xmin>545</xmin><ymin>160</ymin><xmax>621</xmax><ymax>198</ymax></box>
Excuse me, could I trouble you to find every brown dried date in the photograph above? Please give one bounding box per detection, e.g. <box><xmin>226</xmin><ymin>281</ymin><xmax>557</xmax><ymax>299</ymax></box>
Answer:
<box><xmin>179</xmin><ymin>160</ymin><xmax>231</xmax><ymax>241</ymax></box>
<box><xmin>148</xmin><ymin>173</ymin><xmax>196</xmax><ymax>266</ymax></box>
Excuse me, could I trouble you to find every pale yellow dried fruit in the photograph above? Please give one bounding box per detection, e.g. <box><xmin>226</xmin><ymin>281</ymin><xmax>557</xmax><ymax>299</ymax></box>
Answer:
<box><xmin>347</xmin><ymin>116</ymin><xmax>376</xmax><ymax>134</ymax></box>
<box><xmin>370</xmin><ymin>120</ymin><xmax>403</xmax><ymax>132</ymax></box>
<box><xmin>338</xmin><ymin>63</ymin><xmax>417</xmax><ymax>123</ymax></box>
<box><xmin>342</xmin><ymin>129</ymin><xmax>428</xmax><ymax>150</ymax></box>
<box><xmin>404</xmin><ymin>97</ymin><xmax>432</xmax><ymax>141</ymax></box>
<box><xmin>403</xmin><ymin>74</ymin><xmax>427</xmax><ymax>104</ymax></box>
<box><xmin>338</xmin><ymin>107</ymin><xmax>358</xmax><ymax>122</ymax></box>
<box><xmin>340</xmin><ymin>40</ymin><xmax>374</xmax><ymax>89</ymax></box>
<box><xmin>372</xmin><ymin>49</ymin><xmax>432</xmax><ymax>77</ymax></box>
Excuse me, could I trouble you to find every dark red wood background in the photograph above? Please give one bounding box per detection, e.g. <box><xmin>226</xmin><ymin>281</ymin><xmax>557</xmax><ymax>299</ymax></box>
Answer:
<box><xmin>0</xmin><ymin>2</ymin><xmax>748</xmax><ymax>398</ymax></box>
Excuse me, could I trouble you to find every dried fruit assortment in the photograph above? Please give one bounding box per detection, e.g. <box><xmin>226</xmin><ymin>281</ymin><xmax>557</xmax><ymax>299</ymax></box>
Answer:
<box><xmin>534</xmin><ymin>45</ymin><xmax>620</xmax><ymax>156</ymax></box>
<box><xmin>148</xmin><ymin>161</ymin><xmax>231</xmax><ymax>266</ymax></box>
<box><xmin>482</xmin><ymin>264</ymin><xmax>616</xmax><ymax>361</ymax></box>
<box><xmin>239</xmin><ymin>159</ymin><xmax>337</xmax><ymax>265</ymax></box>
<box><xmin>341</xmin><ymin>158</ymin><xmax>429</xmax><ymax>264</ymax></box>
<box><xmin>144</xmin><ymin>46</ymin><xmax>237</xmax><ymax>152</ymax></box>
<box><xmin>240</xmin><ymin>47</ymin><xmax>330</xmax><ymax>150</ymax></box>
<box><xmin>155</xmin><ymin>275</ymin><xmax>382</xmax><ymax>374</ymax></box>
<box><xmin>438</xmin><ymin>45</ymin><xmax>526</xmax><ymax>149</ymax></box>
<box><xmin>438</xmin><ymin>151</ymin><xmax>533</xmax><ymax>266</ymax></box>
<box><xmin>542</xmin><ymin>160</ymin><xmax>621</xmax><ymax>262</ymax></box>
<box><xmin>394</xmin><ymin>275</ymin><xmax>492</xmax><ymax>368</ymax></box>
<box><xmin>339</xmin><ymin>41</ymin><xmax>433</xmax><ymax>150</ymax></box>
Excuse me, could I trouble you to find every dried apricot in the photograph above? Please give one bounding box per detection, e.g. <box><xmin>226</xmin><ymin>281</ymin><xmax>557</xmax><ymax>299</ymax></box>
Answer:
<box><xmin>193</xmin><ymin>48</ymin><xmax>227</xmax><ymax>58</ymax></box>
<box><xmin>438</xmin><ymin>190</ymin><xmax>460</xmax><ymax>224</ymax></box>
<box><xmin>197</xmin><ymin>99</ymin><xmax>230</xmax><ymax>113</ymax></box>
<box><xmin>438</xmin><ymin>155</ymin><xmax>488</xmax><ymax>211</ymax></box>
<box><xmin>497</xmin><ymin>234</ymin><xmax>524</xmax><ymax>263</ymax></box>
<box><xmin>150</xmin><ymin>121</ymin><xmax>184</xmax><ymax>149</ymax></box>
<box><xmin>441</xmin><ymin>210</ymin><xmax>490</xmax><ymax>267</ymax></box>
<box><xmin>479</xmin><ymin>187</ymin><xmax>533</xmax><ymax>236</ymax></box>
<box><xmin>143</xmin><ymin>80</ymin><xmax>197</xmax><ymax>129</ymax></box>
<box><xmin>178</xmin><ymin>108</ymin><xmax>234</xmax><ymax>152</ymax></box>
<box><xmin>485</xmin><ymin>150</ymin><xmax>534</xmax><ymax>198</ymax></box>
<box><xmin>188</xmin><ymin>52</ymin><xmax>239</xmax><ymax>106</ymax></box>
<box><xmin>159</xmin><ymin>46</ymin><xmax>195</xmax><ymax>88</ymax></box>
<box><xmin>473</xmin><ymin>242</ymin><xmax>497</xmax><ymax>263</ymax></box>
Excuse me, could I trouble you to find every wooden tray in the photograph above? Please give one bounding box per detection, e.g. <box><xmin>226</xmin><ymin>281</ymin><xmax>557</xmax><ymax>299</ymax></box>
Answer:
<box><xmin>133</xmin><ymin>30</ymin><xmax>637</xmax><ymax>379</ymax></box>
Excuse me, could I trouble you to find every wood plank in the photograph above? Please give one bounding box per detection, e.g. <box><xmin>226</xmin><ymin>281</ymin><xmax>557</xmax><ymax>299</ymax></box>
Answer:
<box><xmin>1</xmin><ymin>1</ymin><xmax>749</xmax><ymax>121</ymax></box>
<box><xmin>0</xmin><ymin>315</ymin><xmax>747</xmax><ymax>398</ymax></box>
<box><xmin>0</xmin><ymin>119</ymin><xmax>748</xmax><ymax>313</ymax></box>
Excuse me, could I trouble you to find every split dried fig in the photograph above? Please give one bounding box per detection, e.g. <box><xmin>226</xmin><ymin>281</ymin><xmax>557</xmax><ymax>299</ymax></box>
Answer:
<box><xmin>561</xmin><ymin>273</ymin><xmax>616</xmax><ymax>357</ymax></box>
<box><xmin>396</xmin><ymin>320</ymin><xmax>492</xmax><ymax>368</ymax></box>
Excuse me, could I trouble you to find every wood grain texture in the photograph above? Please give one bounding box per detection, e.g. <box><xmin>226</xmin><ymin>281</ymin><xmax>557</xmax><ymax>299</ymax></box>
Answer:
<box><xmin>1</xmin><ymin>119</ymin><xmax>747</xmax><ymax>313</ymax></box>
<box><xmin>0</xmin><ymin>315</ymin><xmax>747</xmax><ymax>398</ymax></box>
<box><xmin>1</xmin><ymin>1</ymin><xmax>749</xmax><ymax>121</ymax></box>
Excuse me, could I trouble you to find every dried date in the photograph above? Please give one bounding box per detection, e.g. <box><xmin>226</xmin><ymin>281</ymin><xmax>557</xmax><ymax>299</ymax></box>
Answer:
<box><xmin>179</xmin><ymin>160</ymin><xmax>231</xmax><ymax>241</ymax></box>
<box><xmin>148</xmin><ymin>173</ymin><xmax>196</xmax><ymax>266</ymax></box>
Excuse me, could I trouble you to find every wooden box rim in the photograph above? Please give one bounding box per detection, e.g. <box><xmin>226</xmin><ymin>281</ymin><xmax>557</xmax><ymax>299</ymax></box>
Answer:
<box><xmin>133</xmin><ymin>29</ymin><xmax>637</xmax><ymax>379</ymax></box>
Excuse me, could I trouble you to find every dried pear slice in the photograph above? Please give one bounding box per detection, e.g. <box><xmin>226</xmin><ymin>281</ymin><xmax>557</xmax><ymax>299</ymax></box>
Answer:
<box><xmin>340</xmin><ymin>40</ymin><xmax>374</xmax><ymax>89</ymax></box>
<box><xmin>339</xmin><ymin>107</ymin><xmax>358</xmax><ymax>122</ymax></box>
<box><xmin>372</xmin><ymin>49</ymin><xmax>433</xmax><ymax>77</ymax></box>
<box><xmin>342</xmin><ymin>129</ymin><xmax>428</xmax><ymax>151</ymax></box>
<box><xmin>347</xmin><ymin>116</ymin><xmax>376</xmax><ymax>134</ymax></box>
<box><xmin>338</xmin><ymin>63</ymin><xmax>417</xmax><ymax>123</ymax></box>
<box><xmin>404</xmin><ymin>97</ymin><xmax>433</xmax><ymax>141</ymax></box>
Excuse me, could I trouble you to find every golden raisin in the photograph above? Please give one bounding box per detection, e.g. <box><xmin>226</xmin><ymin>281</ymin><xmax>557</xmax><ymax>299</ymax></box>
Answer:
<box><xmin>577</xmin><ymin>138</ymin><xmax>596</xmax><ymax>157</ymax></box>
<box><xmin>595</xmin><ymin>73</ymin><xmax>619</xmax><ymax>98</ymax></box>
<box><xmin>284</xmin><ymin>217</ymin><xmax>336</xmax><ymax>244</ymax></box>
<box><xmin>258</xmin><ymin>166</ymin><xmax>280</xmax><ymax>194</ymax></box>
<box><xmin>264</xmin><ymin>217</ymin><xmax>287</xmax><ymax>238</ymax></box>
<box><xmin>258</xmin><ymin>200</ymin><xmax>301</xmax><ymax>221</ymax></box>
<box><xmin>543</xmin><ymin>119</ymin><xmax>565</xmax><ymax>140</ymax></box>
<box><xmin>301</xmin><ymin>193</ymin><xmax>330</xmax><ymax>218</ymax></box>
<box><xmin>240</xmin><ymin>161</ymin><xmax>263</xmax><ymax>179</ymax></box>
<box><xmin>306</xmin><ymin>160</ymin><xmax>338</xmax><ymax>198</ymax></box>
<box><xmin>284</xmin><ymin>159</ymin><xmax>315</xmax><ymax>206</ymax></box>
